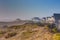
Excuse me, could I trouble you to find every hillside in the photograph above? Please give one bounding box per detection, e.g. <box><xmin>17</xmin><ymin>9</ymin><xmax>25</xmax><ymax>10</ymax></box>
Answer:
<box><xmin>0</xmin><ymin>20</ymin><xmax>26</xmax><ymax>28</ymax></box>
<box><xmin>0</xmin><ymin>23</ymin><xmax>53</xmax><ymax>40</ymax></box>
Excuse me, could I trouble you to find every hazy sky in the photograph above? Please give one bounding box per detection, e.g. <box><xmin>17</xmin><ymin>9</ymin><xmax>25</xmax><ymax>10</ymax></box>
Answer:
<box><xmin>0</xmin><ymin>0</ymin><xmax>60</xmax><ymax>21</ymax></box>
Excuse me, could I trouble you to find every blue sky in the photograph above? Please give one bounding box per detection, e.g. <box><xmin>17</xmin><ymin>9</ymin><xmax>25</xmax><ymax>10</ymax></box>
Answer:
<box><xmin>0</xmin><ymin>0</ymin><xmax>60</xmax><ymax>21</ymax></box>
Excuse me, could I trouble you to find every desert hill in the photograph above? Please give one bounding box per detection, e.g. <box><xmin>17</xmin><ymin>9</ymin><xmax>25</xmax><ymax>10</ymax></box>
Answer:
<box><xmin>0</xmin><ymin>23</ymin><xmax>54</xmax><ymax>40</ymax></box>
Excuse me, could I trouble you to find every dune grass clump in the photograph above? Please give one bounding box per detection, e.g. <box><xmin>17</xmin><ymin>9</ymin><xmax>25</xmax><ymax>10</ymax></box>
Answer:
<box><xmin>8</xmin><ymin>25</ymin><xmax>25</xmax><ymax>29</ymax></box>
<box><xmin>8</xmin><ymin>25</ymin><xmax>23</xmax><ymax>29</ymax></box>
<box><xmin>22</xmin><ymin>31</ymin><xmax>33</xmax><ymax>38</ymax></box>
<box><xmin>0</xmin><ymin>31</ymin><xmax>6</xmax><ymax>34</ymax></box>
<box><xmin>8</xmin><ymin>24</ymin><xmax>39</xmax><ymax>31</ymax></box>
<box><xmin>5</xmin><ymin>32</ymin><xmax>17</xmax><ymax>38</ymax></box>
<box><xmin>0</xmin><ymin>30</ymin><xmax>6</xmax><ymax>37</ymax></box>
<box><xmin>51</xmin><ymin>27</ymin><xmax>57</xmax><ymax>33</ymax></box>
<box><xmin>21</xmin><ymin>30</ymin><xmax>37</xmax><ymax>40</ymax></box>
<box><xmin>53</xmin><ymin>33</ymin><xmax>60</xmax><ymax>40</ymax></box>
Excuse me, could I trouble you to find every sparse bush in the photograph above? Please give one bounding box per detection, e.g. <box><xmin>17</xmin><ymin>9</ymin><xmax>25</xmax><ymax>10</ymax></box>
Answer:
<box><xmin>8</xmin><ymin>25</ymin><xmax>26</xmax><ymax>30</ymax></box>
<box><xmin>9</xmin><ymin>25</ymin><xmax>21</xmax><ymax>29</ymax></box>
<box><xmin>3</xmin><ymin>25</ymin><xmax>8</xmax><ymax>28</ymax></box>
<box><xmin>5</xmin><ymin>32</ymin><xmax>17</xmax><ymax>38</ymax></box>
<box><xmin>0</xmin><ymin>31</ymin><xmax>6</xmax><ymax>34</ymax></box>
<box><xmin>52</xmin><ymin>27</ymin><xmax>57</xmax><ymax>33</ymax></box>
<box><xmin>47</xmin><ymin>23</ymin><xmax>57</xmax><ymax>33</ymax></box>
<box><xmin>0</xmin><ymin>31</ymin><xmax>6</xmax><ymax>37</ymax></box>
<box><xmin>44</xmin><ymin>25</ymin><xmax>49</xmax><ymax>29</ymax></box>
<box><xmin>21</xmin><ymin>30</ymin><xmax>35</xmax><ymax>40</ymax></box>
<box><xmin>47</xmin><ymin>23</ymin><xmax>56</xmax><ymax>29</ymax></box>
<box><xmin>37</xmin><ymin>22</ymin><xmax>45</xmax><ymax>26</ymax></box>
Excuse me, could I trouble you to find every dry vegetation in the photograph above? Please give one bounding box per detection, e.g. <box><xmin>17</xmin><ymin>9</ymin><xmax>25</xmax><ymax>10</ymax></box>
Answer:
<box><xmin>0</xmin><ymin>23</ymin><xmax>59</xmax><ymax>40</ymax></box>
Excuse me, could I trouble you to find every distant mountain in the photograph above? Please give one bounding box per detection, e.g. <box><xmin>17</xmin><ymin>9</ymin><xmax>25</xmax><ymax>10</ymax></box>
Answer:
<box><xmin>13</xmin><ymin>18</ymin><xmax>22</xmax><ymax>22</ymax></box>
<box><xmin>32</xmin><ymin>17</ymin><xmax>40</xmax><ymax>20</ymax></box>
<box><xmin>32</xmin><ymin>17</ymin><xmax>41</xmax><ymax>23</ymax></box>
<box><xmin>0</xmin><ymin>18</ymin><xmax>41</xmax><ymax>28</ymax></box>
<box><xmin>0</xmin><ymin>19</ymin><xmax>26</xmax><ymax>28</ymax></box>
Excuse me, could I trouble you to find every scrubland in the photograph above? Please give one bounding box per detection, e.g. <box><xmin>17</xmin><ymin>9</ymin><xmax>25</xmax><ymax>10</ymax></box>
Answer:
<box><xmin>0</xmin><ymin>23</ymin><xmax>59</xmax><ymax>40</ymax></box>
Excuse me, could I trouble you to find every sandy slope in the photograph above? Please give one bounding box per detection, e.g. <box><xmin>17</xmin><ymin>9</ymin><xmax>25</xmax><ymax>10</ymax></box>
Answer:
<box><xmin>0</xmin><ymin>26</ymin><xmax>53</xmax><ymax>40</ymax></box>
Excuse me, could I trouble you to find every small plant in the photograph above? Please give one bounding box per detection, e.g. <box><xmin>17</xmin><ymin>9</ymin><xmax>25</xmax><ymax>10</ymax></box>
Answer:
<box><xmin>5</xmin><ymin>32</ymin><xmax>17</xmax><ymax>38</ymax></box>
